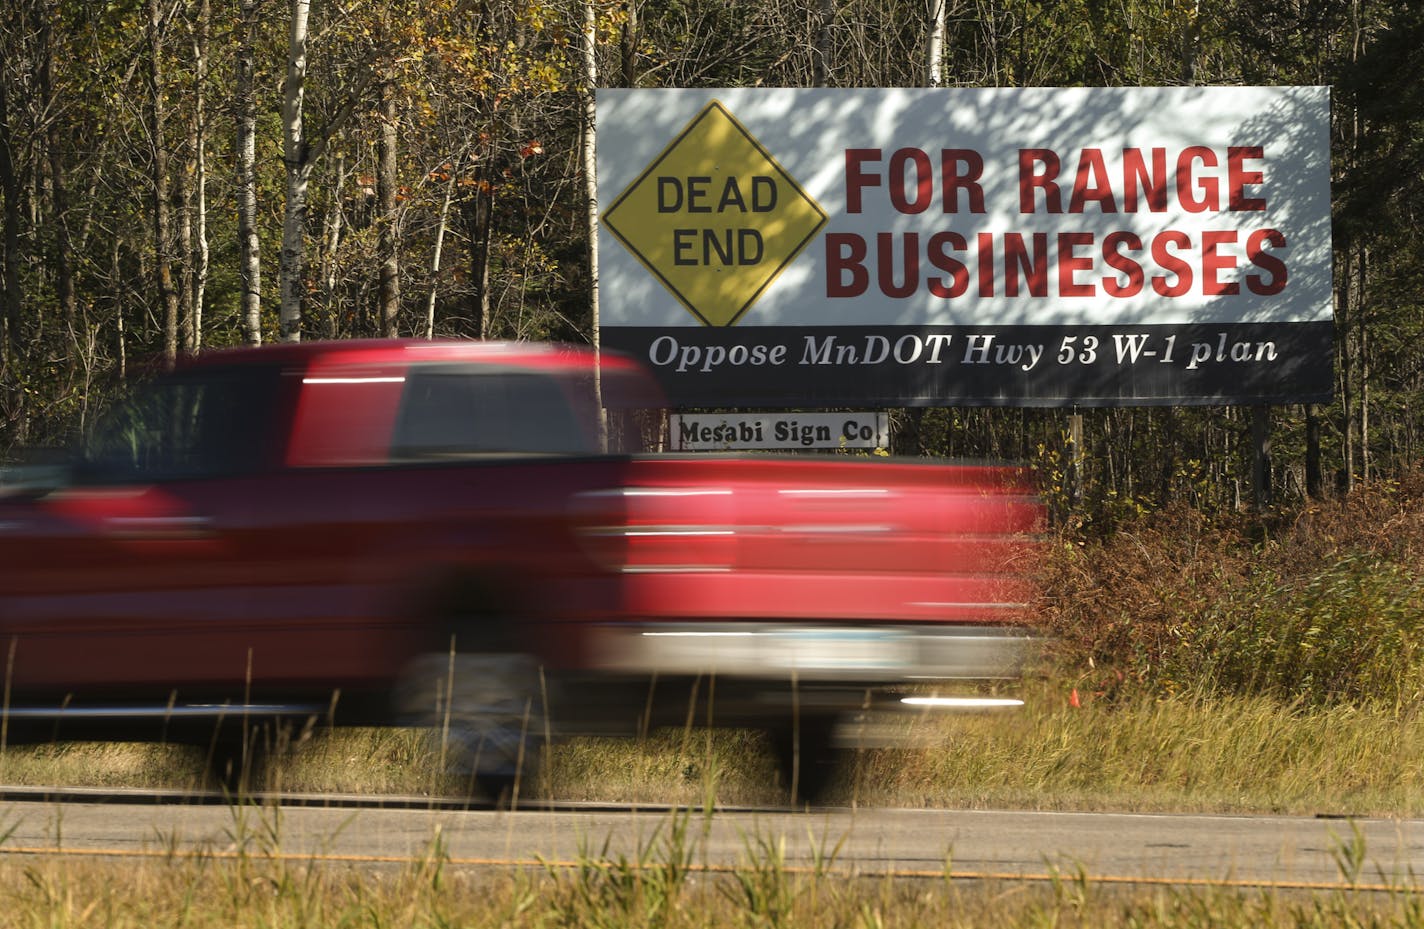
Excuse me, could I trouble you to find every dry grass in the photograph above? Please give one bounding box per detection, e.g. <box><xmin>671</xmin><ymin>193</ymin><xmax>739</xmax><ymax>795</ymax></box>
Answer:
<box><xmin>3</xmin><ymin>827</ymin><xmax>1424</xmax><ymax>928</ymax></box>
<box><xmin>5</xmin><ymin>688</ymin><xmax>1424</xmax><ymax>818</ymax></box>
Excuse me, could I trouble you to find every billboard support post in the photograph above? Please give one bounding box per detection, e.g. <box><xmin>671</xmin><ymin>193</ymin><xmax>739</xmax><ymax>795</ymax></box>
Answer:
<box><xmin>1066</xmin><ymin>412</ymin><xmax>1084</xmax><ymax>512</ymax></box>
<box><xmin>1252</xmin><ymin>405</ymin><xmax>1272</xmax><ymax>510</ymax></box>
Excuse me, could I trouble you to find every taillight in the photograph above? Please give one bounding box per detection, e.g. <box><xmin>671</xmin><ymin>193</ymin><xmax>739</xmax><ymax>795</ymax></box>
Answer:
<box><xmin>571</xmin><ymin>487</ymin><xmax>738</xmax><ymax>573</ymax></box>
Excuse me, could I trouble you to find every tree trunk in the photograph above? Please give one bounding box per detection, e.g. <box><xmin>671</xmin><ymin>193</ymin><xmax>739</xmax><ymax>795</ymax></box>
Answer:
<box><xmin>279</xmin><ymin>0</ymin><xmax>314</xmax><ymax>343</ymax></box>
<box><xmin>1179</xmin><ymin>0</ymin><xmax>1202</xmax><ymax>84</ymax></box>
<box><xmin>112</xmin><ymin>236</ymin><xmax>126</xmax><ymax>383</ymax></box>
<box><xmin>1305</xmin><ymin>403</ymin><xmax>1322</xmax><ymax>499</ymax></box>
<box><xmin>464</xmin><ymin>163</ymin><xmax>493</xmax><ymax>339</ymax></box>
<box><xmin>177</xmin><ymin>132</ymin><xmax>194</xmax><ymax>353</ymax></box>
<box><xmin>39</xmin><ymin>7</ymin><xmax>77</xmax><ymax>356</ymax></box>
<box><xmin>582</xmin><ymin>0</ymin><xmax>606</xmax><ymax>451</ymax></box>
<box><xmin>236</xmin><ymin>0</ymin><xmax>261</xmax><ymax>346</ymax></box>
<box><xmin>189</xmin><ymin>0</ymin><xmax>210</xmax><ymax>353</ymax></box>
<box><xmin>320</xmin><ymin>147</ymin><xmax>346</xmax><ymax>339</ymax></box>
<box><xmin>147</xmin><ymin>0</ymin><xmax>180</xmax><ymax>366</ymax></box>
<box><xmin>620</xmin><ymin>0</ymin><xmax>640</xmax><ymax>87</ymax></box>
<box><xmin>813</xmin><ymin>0</ymin><xmax>835</xmax><ymax>87</ymax></box>
<box><xmin>377</xmin><ymin>80</ymin><xmax>400</xmax><ymax>338</ymax></box>
<box><xmin>277</xmin><ymin>0</ymin><xmax>372</xmax><ymax>343</ymax></box>
<box><xmin>0</xmin><ymin>54</ymin><xmax>25</xmax><ymax>365</ymax></box>
<box><xmin>425</xmin><ymin>171</ymin><xmax>455</xmax><ymax>339</ymax></box>
<box><xmin>925</xmin><ymin>0</ymin><xmax>946</xmax><ymax>87</ymax></box>
<box><xmin>1358</xmin><ymin>248</ymin><xmax>1369</xmax><ymax>483</ymax></box>
<box><xmin>1337</xmin><ymin>259</ymin><xmax>1353</xmax><ymax>493</ymax></box>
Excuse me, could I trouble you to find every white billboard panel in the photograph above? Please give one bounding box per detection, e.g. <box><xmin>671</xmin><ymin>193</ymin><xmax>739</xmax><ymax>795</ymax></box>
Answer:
<box><xmin>596</xmin><ymin>87</ymin><xmax>1333</xmax><ymax>408</ymax></box>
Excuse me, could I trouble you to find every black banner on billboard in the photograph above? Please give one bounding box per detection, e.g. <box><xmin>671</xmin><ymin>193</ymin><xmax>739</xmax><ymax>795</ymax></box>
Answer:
<box><xmin>603</xmin><ymin>323</ymin><xmax>1333</xmax><ymax>409</ymax></box>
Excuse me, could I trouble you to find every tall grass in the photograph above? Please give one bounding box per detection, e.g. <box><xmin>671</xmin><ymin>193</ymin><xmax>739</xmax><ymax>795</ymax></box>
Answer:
<box><xmin>7</xmin><ymin>690</ymin><xmax>1424</xmax><ymax>816</ymax></box>
<box><xmin>4</xmin><ymin>816</ymin><xmax>1424</xmax><ymax>928</ymax></box>
<box><xmin>845</xmin><ymin>685</ymin><xmax>1424</xmax><ymax>815</ymax></box>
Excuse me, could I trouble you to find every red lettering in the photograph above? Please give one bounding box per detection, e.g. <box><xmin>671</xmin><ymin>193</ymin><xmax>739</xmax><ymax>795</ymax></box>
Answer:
<box><xmin>1019</xmin><ymin>149</ymin><xmax>1061</xmax><ymax>213</ymax></box>
<box><xmin>844</xmin><ymin>149</ymin><xmax>882</xmax><ymax>214</ymax></box>
<box><xmin>1068</xmin><ymin>148</ymin><xmax>1118</xmax><ymax>213</ymax></box>
<box><xmin>1246</xmin><ymin>228</ymin><xmax>1287</xmax><ymax>295</ymax></box>
<box><xmin>927</xmin><ymin>231</ymin><xmax>970</xmax><ymax>298</ymax></box>
<box><xmin>1151</xmin><ymin>230</ymin><xmax>1193</xmax><ymax>296</ymax></box>
<box><xmin>1003</xmin><ymin>232</ymin><xmax>1049</xmax><ymax>296</ymax></box>
<box><xmin>1177</xmin><ymin>147</ymin><xmax>1219</xmax><ymax>213</ymax></box>
<box><xmin>826</xmin><ymin>233</ymin><xmax>868</xmax><ymax>297</ymax></box>
<box><xmin>877</xmin><ymin>232</ymin><xmax>919</xmax><ymax>297</ymax></box>
<box><xmin>824</xmin><ymin>228</ymin><xmax>1282</xmax><ymax>301</ymax></box>
<box><xmin>1102</xmin><ymin>232</ymin><xmax>1144</xmax><ymax>297</ymax></box>
<box><xmin>1228</xmin><ymin>146</ymin><xmax>1266</xmax><ymax>211</ymax></box>
<box><xmin>1123</xmin><ymin>148</ymin><xmax>1168</xmax><ymax>212</ymax></box>
<box><xmin>1201</xmin><ymin>230</ymin><xmax>1239</xmax><ymax>296</ymax></box>
<box><xmin>977</xmin><ymin>232</ymin><xmax>995</xmax><ymax>297</ymax></box>
<box><xmin>941</xmin><ymin>149</ymin><xmax>986</xmax><ymax>214</ymax></box>
<box><xmin>1057</xmin><ymin>233</ymin><xmax>1095</xmax><ymax>297</ymax></box>
<box><xmin>889</xmin><ymin>149</ymin><xmax>934</xmax><ymax>214</ymax></box>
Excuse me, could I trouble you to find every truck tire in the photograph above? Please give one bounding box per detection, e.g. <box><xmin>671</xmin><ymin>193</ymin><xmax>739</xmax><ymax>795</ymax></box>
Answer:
<box><xmin>394</xmin><ymin>649</ymin><xmax>549</xmax><ymax>805</ymax></box>
<box><xmin>769</xmin><ymin>715</ymin><xmax>842</xmax><ymax>806</ymax></box>
<box><xmin>203</xmin><ymin>723</ymin><xmax>268</xmax><ymax>797</ymax></box>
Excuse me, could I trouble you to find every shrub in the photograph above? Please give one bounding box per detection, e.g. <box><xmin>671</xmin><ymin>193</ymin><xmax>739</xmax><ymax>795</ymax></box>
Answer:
<box><xmin>1038</xmin><ymin>475</ymin><xmax>1424</xmax><ymax>707</ymax></box>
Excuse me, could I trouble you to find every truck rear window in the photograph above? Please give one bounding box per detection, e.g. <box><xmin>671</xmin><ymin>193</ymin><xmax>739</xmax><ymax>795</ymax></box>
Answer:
<box><xmin>392</xmin><ymin>368</ymin><xmax>597</xmax><ymax>457</ymax></box>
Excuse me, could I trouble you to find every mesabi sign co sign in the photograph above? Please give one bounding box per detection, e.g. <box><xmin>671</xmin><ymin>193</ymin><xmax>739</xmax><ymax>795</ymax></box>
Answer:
<box><xmin>596</xmin><ymin>86</ymin><xmax>1333</xmax><ymax>409</ymax></box>
<box><xmin>669</xmin><ymin>412</ymin><xmax>890</xmax><ymax>451</ymax></box>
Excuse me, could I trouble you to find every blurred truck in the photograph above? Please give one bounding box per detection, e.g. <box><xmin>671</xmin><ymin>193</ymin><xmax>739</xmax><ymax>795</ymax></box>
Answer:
<box><xmin>0</xmin><ymin>339</ymin><xmax>1042</xmax><ymax>802</ymax></box>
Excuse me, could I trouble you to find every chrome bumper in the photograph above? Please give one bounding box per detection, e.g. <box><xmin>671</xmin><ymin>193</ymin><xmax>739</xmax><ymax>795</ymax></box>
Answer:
<box><xmin>585</xmin><ymin>622</ymin><xmax>1037</xmax><ymax>682</ymax></box>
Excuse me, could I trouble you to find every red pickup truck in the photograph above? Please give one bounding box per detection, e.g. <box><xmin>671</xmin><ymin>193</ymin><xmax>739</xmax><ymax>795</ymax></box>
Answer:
<box><xmin>0</xmin><ymin>339</ymin><xmax>1041</xmax><ymax>802</ymax></box>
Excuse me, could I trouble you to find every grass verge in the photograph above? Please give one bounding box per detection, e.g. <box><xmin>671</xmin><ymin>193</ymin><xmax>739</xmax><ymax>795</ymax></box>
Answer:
<box><xmin>3</xmin><ymin>814</ymin><xmax>1424</xmax><ymax>928</ymax></box>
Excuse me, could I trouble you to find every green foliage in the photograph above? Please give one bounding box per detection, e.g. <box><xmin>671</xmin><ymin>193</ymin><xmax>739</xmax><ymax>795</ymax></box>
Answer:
<box><xmin>1161</xmin><ymin>553</ymin><xmax>1424</xmax><ymax>706</ymax></box>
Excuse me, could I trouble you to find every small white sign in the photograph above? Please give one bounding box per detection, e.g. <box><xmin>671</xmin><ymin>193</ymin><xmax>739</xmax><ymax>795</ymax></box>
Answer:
<box><xmin>669</xmin><ymin>412</ymin><xmax>889</xmax><ymax>450</ymax></box>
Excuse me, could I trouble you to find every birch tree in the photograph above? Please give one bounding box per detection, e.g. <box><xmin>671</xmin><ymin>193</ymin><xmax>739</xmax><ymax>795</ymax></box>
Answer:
<box><xmin>582</xmin><ymin>0</ymin><xmax>605</xmax><ymax>449</ymax></box>
<box><xmin>925</xmin><ymin>0</ymin><xmax>946</xmax><ymax>86</ymax></box>
<box><xmin>147</xmin><ymin>0</ymin><xmax>180</xmax><ymax>365</ymax></box>
<box><xmin>377</xmin><ymin>78</ymin><xmax>400</xmax><ymax>337</ymax></box>
<box><xmin>278</xmin><ymin>0</ymin><xmax>314</xmax><ymax>342</ymax></box>
<box><xmin>236</xmin><ymin>0</ymin><xmax>261</xmax><ymax>345</ymax></box>
<box><xmin>187</xmin><ymin>0</ymin><xmax>210</xmax><ymax>353</ymax></box>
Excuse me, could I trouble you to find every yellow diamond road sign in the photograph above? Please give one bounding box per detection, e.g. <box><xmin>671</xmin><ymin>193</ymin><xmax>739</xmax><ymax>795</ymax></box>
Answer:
<box><xmin>602</xmin><ymin>101</ymin><xmax>827</xmax><ymax>327</ymax></box>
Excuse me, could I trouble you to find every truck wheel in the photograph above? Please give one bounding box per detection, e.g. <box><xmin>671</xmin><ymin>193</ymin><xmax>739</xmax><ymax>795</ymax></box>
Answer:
<box><xmin>203</xmin><ymin>725</ymin><xmax>268</xmax><ymax>797</ymax></box>
<box><xmin>394</xmin><ymin>650</ymin><xmax>549</xmax><ymax>805</ymax></box>
<box><xmin>769</xmin><ymin>715</ymin><xmax>842</xmax><ymax>806</ymax></box>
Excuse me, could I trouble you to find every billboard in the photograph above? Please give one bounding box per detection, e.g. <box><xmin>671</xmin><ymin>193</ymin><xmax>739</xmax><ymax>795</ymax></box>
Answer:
<box><xmin>596</xmin><ymin>86</ymin><xmax>1333</xmax><ymax>409</ymax></box>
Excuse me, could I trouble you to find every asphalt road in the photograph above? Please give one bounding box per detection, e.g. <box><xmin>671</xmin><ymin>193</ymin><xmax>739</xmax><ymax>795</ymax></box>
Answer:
<box><xmin>1</xmin><ymin>796</ymin><xmax>1420</xmax><ymax>889</ymax></box>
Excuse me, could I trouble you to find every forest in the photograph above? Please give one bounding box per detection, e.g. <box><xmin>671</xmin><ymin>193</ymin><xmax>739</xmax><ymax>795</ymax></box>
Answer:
<box><xmin>0</xmin><ymin>0</ymin><xmax>1420</xmax><ymax>525</ymax></box>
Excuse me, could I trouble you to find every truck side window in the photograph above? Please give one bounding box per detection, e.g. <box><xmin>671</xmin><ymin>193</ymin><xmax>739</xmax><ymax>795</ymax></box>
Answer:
<box><xmin>77</xmin><ymin>367</ymin><xmax>281</xmax><ymax>483</ymax></box>
<box><xmin>393</xmin><ymin>368</ymin><xmax>595</xmax><ymax>457</ymax></box>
